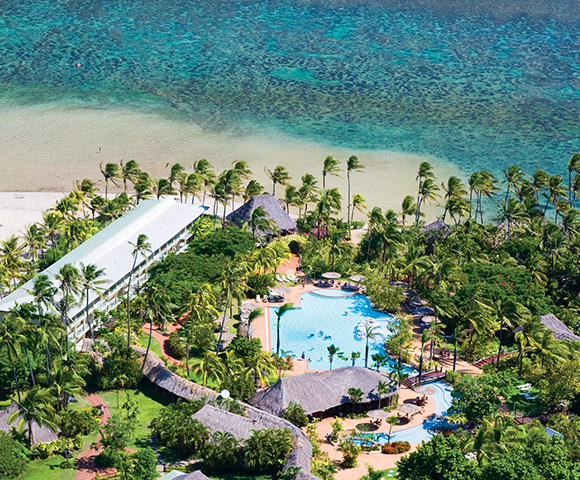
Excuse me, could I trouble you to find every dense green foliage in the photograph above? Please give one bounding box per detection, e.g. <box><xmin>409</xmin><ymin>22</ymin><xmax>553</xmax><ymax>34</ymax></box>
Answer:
<box><xmin>0</xmin><ymin>432</ymin><xmax>30</xmax><ymax>479</ymax></box>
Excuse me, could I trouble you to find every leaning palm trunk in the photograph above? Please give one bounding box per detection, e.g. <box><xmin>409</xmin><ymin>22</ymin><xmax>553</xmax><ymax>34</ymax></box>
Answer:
<box><xmin>216</xmin><ymin>281</ymin><xmax>232</xmax><ymax>354</ymax></box>
<box><xmin>140</xmin><ymin>320</ymin><xmax>154</xmax><ymax>377</ymax></box>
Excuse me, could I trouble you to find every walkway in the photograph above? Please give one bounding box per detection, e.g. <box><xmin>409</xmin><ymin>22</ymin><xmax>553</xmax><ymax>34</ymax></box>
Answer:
<box><xmin>74</xmin><ymin>392</ymin><xmax>115</xmax><ymax>480</ymax></box>
<box><xmin>142</xmin><ymin>323</ymin><xmax>185</xmax><ymax>367</ymax></box>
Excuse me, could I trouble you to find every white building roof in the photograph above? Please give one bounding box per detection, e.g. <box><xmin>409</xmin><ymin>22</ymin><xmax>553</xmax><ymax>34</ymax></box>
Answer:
<box><xmin>0</xmin><ymin>198</ymin><xmax>206</xmax><ymax>320</ymax></box>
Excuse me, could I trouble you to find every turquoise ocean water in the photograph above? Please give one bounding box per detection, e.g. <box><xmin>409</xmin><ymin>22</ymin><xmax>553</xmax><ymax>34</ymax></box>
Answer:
<box><xmin>0</xmin><ymin>0</ymin><xmax>578</xmax><ymax>178</ymax></box>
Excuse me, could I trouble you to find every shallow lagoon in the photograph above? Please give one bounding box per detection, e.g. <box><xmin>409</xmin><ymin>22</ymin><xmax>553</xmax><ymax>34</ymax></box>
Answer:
<box><xmin>0</xmin><ymin>0</ymin><xmax>578</xmax><ymax>180</ymax></box>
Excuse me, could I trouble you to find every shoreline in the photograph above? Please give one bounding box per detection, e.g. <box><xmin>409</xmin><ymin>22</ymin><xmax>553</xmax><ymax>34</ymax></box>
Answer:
<box><xmin>0</xmin><ymin>103</ymin><xmax>460</xmax><ymax>214</ymax></box>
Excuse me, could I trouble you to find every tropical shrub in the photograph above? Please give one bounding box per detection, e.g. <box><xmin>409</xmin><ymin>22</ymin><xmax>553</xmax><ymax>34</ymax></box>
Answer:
<box><xmin>329</xmin><ymin>418</ymin><xmax>344</xmax><ymax>443</ymax></box>
<box><xmin>246</xmin><ymin>272</ymin><xmax>276</xmax><ymax>296</ymax></box>
<box><xmin>31</xmin><ymin>437</ymin><xmax>83</xmax><ymax>459</ymax></box>
<box><xmin>280</xmin><ymin>402</ymin><xmax>309</xmax><ymax>428</ymax></box>
<box><xmin>59</xmin><ymin>408</ymin><xmax>100</xmax><ymax>438</ymax></box>
<box><xmin>0</xmin><ymin>431</ymin><xmax>30</xmax><ymax>479</ymax></box>
<box><xmin>244</xmin><ymin>428</ymin><xmax>293</xmax><ymax>474</ymax></box>
<box><xmin>188</xmin><ymin>227</ymin><xmax>255</xmax><ymax>258</ymax></box>
<box><xmin>220</xmin><ymin>373</ymin><xmax>257</xmax><ymax>402</ymax></box>
<box><xmin>311</xmin><ymin>451</ymin><xmax>337</xmax><ymax>480</ymax></box>
<box><xmin>202</xmin><ymin>431</ymin><xmax>242</xmax><ymax>473</ymax></box>
<box><xmin>126</xmin><ymin>447</ymin><xmax>158</xmax><ymax>480</ymax></box>
<box><xmin>381</xmin><ymin>441</ymin><xmax>410</xmax><ymax>454</ymax></box>
<box><xmin>97</xmin><ymin>348</ymin><xmax>141</xmax><ymax>390</ymax></box>
<box><xmin>227</xmin><ymin>336</ymin><xmax>263</xmax><ymax>359</ymax></box>
<box><xmin>168</xmin><ymin>331</ymin><xmax>186</xmax><ymax>359</ymax></box>
<box><xmin>339</xmin><ymin>440</ymin><xmax>360</xmax><ymax>468</ymax></box>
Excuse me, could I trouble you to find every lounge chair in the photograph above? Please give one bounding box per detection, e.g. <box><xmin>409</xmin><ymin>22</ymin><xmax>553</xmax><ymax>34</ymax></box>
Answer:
<box><xmin>256</xmin><ymin>295</ymin><xmax>260</xmax><ymax>303</ymax></box>
<box><xmin>276</xmin><ymin>274</ymin><xmax>283</xmax><ymax>282</ymax></box>
<box><xmin>517</xmin><ymin>383</ymin><xmax>532</xmax><ymax>391</ymax></box>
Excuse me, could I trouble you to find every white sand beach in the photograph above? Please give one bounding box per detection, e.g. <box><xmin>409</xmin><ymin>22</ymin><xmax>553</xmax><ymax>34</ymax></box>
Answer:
<box><xmin>0</xmin><ymin>103</ymin><xmax>462</xmax><ymax>240</ymax></box>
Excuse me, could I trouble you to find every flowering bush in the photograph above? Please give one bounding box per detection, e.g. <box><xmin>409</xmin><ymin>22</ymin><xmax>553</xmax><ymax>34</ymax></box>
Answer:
<box><xmin>381</xmin><ymin>441</ymin><xmax>411</xmax><ymax>454</ymax></box>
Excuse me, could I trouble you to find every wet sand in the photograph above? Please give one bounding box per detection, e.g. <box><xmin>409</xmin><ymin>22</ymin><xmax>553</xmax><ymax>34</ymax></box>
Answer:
<box><xmin>0</xmin><ymin>103</ymin><xmax>460</xmax><ymax>219</ymax></box>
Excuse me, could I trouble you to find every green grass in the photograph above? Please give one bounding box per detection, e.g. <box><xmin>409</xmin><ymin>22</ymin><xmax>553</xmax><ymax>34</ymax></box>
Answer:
<box><xmin>98</xmin><ymin>382</ymin><xmax>171</xmax><ymax>449</ymax></box>
<box><xmin>137</xmin><ymin>332</ymin><xmax>164</xmax><ymax>359</ymax></box>
<box><xmin>209</xmin><ymin>475</ymin><xmax>271</xmax><ymax>480</ymax></box>
<box><xmin>25</xmin><ymin>457</ymin><xmax>77</xmax><ymax>480</ymax></box>
<box><xmin>358</xmin><ymin>467</ymin><xmax>398</xmax><ymax>479</ymax></box>
<box><xmin>505</xmin><ymin>384</ymin><xmax>543</xmax><ymax>415</ymax></box>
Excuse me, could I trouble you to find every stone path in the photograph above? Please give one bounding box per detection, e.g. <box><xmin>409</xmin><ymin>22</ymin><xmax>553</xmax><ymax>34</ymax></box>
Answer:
<box><xmin>73</xmin><ymin>392</ymin><xmax>115</xmax><ymax>480</ymax></box>
<box><xmin>141</xmin><ymin>323</ymin><xmax>185</xmax><ymax>366</ymax></box>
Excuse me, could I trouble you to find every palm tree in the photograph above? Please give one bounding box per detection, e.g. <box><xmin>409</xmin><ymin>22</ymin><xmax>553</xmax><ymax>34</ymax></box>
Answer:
<box><xmin>54</xmin><ymin>264</ymin><xmax>82</xmax><ymax>352</ymax></box>
<box><xmin>451</xmin><ymin>325</ymin><xmax>464</xmax><ymax>373</ymax></box>
<box><xmin>568</xmin><ymin>154</ymin><xmax>580</xmax><ymax>207</ymax></box>
<box><xmin>400</xmin><ymin>195</ymin><xmax>416</xmax><ymax>226</ymax></box>
<box><xmin>100</xmin><ymin>162</ymin><xmax>121</xmax><ymax>199</ymax></box>
<box><xmin>126</xmin><ymin>234</ymin><xmax>151</xmax><ymax>349</ymax></box>
<box><xmin>299</xmin><ymin>173</ymin><xmax>319</xmax><ymax>216</ymax></box>
<box><xmin>119</xmin><ymin>159</ymin><xmax>141</xmax><ymax>193</ymax></box>
<box><xmin>441</xmin><ymin>176</ymin><xmax>467</xmax><ymax>223</ymax></box>
<box><xmin>8</xmin><ymin>386</ymin><xmax>59</xmax><ymax>448</ymax></box>
<box><xmin>347</xmin><ymin>387</ymin><xmax>364</xmax><ymax>414</ymax></box>
<box><xmin>543</xmin><ymin>175</ymin><xmax>566</xmax><ymax>216</ymax></box>
<box><xmin>243</xmin><ymin>180</ymin><xmax>264</xmax><ymax>202</ymax></box>
<box><xmin>346</xmin><ymin>155</ymin><xmax>364</xmax><ymax>235</ymax></box>
<box><xmin>0</xmin><ymin>312</ymin><xmax>26</xmax><ymax>401</ymax></box>
<box><xmin>275</xmin><ymin>303</ymin><xmax>296</xmax><ymax>356</ymax></box>
<box><xmin>500</xmin><ymin>197</ymin><xmax>528</xmax><ymax>240</ymax></box>
<box><xmin>167</xmin><ymin>162</ymin><xmax>185</xmax><ymax>192</ymax></box>
<box><xmin>385</xmin><ymin>416</ymin><xmax>399</xmax><ymax>444</ymax></box>
<box><xmin>415</xmin><ymin>178</ymin><xmax>440</xmax><ymax>226</ymax></box>
<box><xmin>327</xmin><ymin>344</ymin><xmax>341</xmax><ymax>370</ymax></box>
<box><xmin>514</xmin><ymin>316</ymin><xmax>543</xmax><ymax>375</ymax></box>
<box><xmin>22</xmin><ymin>223</ymin><xmax>45</xmax><ymax>261</ymax></box>
<box><xmin>350</xmin><ymin>351</ymin><xmax>361</xmax><ymax>366</ymax></box>
<box><xmin>50</xmin><ymin>362</ymin><xmax>86</xmax><ymax>412</ymax></box>
<box><xmin>350</xmin><ymin>194</ymin><xmax>367</xmax><ymax>223</ymax></box>
<box><xmin>194</xmin><ymin>158</ymin><xmax>216</xmax><ymax>207</ymax></box>
<box><xmin>322</xmin><ymin>155</ymin><xmax>341</xmax><ymax>189</ymax></box>
<box><xmin>363</xmin><ymin>323</ymin><xmax>382</xmax><ymax>368</ymax></box>
<box><xmin>192</xmin><ymin>351</ymin><xmax>225</xmax><ymax>387</ymax></box>
<box><xmin>415</xmin><ymin>162</ymin><xmax>435</xmax><ymax>225</ymax></box>
<box><xmin>283</xmin><ymin>185</ymin><xmax>299</xmax><ymax>214</ymax></box>
<box><xmin>264</xmin><ymin>165</ymin><xmax>291</xmax><ymax>195</ymax></box>
<box><xmin>134</xmin><ymin>173</ymin><xmax>154</xmax><ymax>204</ymax></box>
<box><xmin>79</xmin><ymin>263</ymin><xmax>107</xmax><ymax>344</ymax></box>
<box><xmin>184</xmin><ymin>172</ymin><xmax>203</xmax><ymax>204</ymax></box>
<box><xmin>0</xmin><ymin>236</ymin><xmax>26</xmax><ymax>290</ymax></box>
<box><xmin>502</xmin><ymin>165</ymin><xmax>524</xmax><ymax>205</ymax></box>
<box><xmin>154</xmin><ymin>178</ymin><xmax>174</xmax><ymax>200</ymax></box>
<box><xmin>377</xmin><ymin>380</ymin><xmax>391</xmax><ymax>409</ymax></box>
<box><xmin>246</xmin><ymin>308</ymin><xmax>264</xmax><ymax>339</ymax></box>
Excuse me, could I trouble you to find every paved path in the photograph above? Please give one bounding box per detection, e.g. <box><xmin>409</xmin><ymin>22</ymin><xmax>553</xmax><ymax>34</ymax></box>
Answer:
<box><xmin>142</xmin><ymin>323</ymin><xmax>185</xmax><ymax>366</ymax></box>
<box><xmin>74</xmin><ymin>392</ymin><xmax>115</xmax><ymax>480</ymax></box>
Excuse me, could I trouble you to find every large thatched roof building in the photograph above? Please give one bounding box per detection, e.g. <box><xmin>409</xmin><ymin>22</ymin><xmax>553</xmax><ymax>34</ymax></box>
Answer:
<box><xmin>540</xmin><ymin>314</ymin><xmax>580</xmax><ymax>341</ymax></box>
<box><xmin>159</xmin><ymin>470</ymin><xmax>212</xmax><ymax>480</ymax></box>
<box><xmin>133</xmin><ymin>346</ymin><xmax>219</xmax><ymax>401</ymax></box>
<box><xmin>248</xmin><ymin>366</ymin><xmax>398</xmax><ymax>417</ymax></box>
<box><xmin>226</xmin><ymin>195</ymin><xmax>296</xmax><ymax>235</ymax></box>
<box><xmin>0</xmin><ymin>404</ymin><xmax>60</xmax><ymax>446</ymax></box>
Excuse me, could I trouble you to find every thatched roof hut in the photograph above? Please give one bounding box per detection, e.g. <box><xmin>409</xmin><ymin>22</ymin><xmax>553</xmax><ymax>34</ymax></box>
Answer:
<box><xmin>0</xmin><ymin>404</ymin><xmax>60</xmax><ymax>446</ymax></box>
<box><xmin>422</xmin><ymin>219</ymin><xmax>450</xmax><ymax>234</ymax></box>
<box><xmin>162</xmin><ymin>471</ymin><xmax>212</xmax><ymax>480</ymax></box>
<box><xmin>133</xmin><ymin>346</ymin><xmax>219</xmax><ymax>401</ymax></box>
<box><xmin>193</xmin><ymin>404</ymin><xmax>266</xmax><ymax>440</ymax></box>
<box><xmin>540</xmin><ymin>314</ymin><xmax>580</xmax><ymax>341</ymax></box>
<box><xmin>226</xmin><ymin>195</ymin><xmax>297</xmax><ymax>234</ymax></box>
<box><xmin>248</xmin><ymin>366</ymin><xmax>398</xmax><ymax>416</ymax></box>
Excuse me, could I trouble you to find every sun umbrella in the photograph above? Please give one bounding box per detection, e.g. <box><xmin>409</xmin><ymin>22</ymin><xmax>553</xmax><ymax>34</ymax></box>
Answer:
<box><xmin>402</xmin><ymin>289</ymin><xmax>417</xmax><ymax>297</ymax></box>
<box><xmin>398</xmin><ymin>404</ymin><xmax>422</xmax><ymax>416</ymax></box>
<box><xmin>349</xmin><ymin>274</ymin><xmax>365</xmax><ymax>282</ymax></box>
<box><xmin>413</xmin><ymin>385</ymin><xmax>436</xmax><ymax>396</ymax></box>
<box><xmin>390</xmin><ymin>281</ymin><xmax>408</xmax><ymax>288</ymax></box>
<box><xmin>322</xmin><ymin>272</ymin><xmax>341</xmax><ymax>279</ymax></box>
<box><xmin>367</xmin><ymin>409</ymin><xmax>391</xmax><ymax>420</ymax></box>
<box><xmin>420</xmin><ymin>315</ymin><xmax>436</xmax><ymax>325</ymax></box>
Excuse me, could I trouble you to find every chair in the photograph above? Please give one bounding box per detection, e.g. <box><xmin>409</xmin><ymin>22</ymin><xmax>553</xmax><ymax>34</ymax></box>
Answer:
<box><xmin>256</xmin><ymin>295</ymin><xmax>260</xmax><ymax>303</ymax></box>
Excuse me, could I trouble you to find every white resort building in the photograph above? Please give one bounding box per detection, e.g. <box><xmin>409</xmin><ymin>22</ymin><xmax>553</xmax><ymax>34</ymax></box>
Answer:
<box><xmin>0</xmin><ymin>198</ymin><xmax>206</xmax><ymax>347</ymax></box>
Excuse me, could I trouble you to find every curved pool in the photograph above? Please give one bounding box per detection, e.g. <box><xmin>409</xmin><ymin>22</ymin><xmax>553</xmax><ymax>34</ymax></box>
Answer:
<box><xmin>362</xmin><ymin>381</ymin><xmax>454</xmax><ymax>445</ymax></box>
<box><xmin>271</xmin><ymin>291</ymin><xmax>408</xmax><ymax>370</ymax></box>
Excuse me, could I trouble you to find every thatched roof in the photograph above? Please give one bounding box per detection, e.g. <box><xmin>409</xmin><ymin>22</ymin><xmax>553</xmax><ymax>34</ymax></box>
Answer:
<box><xmin>133</xmin><ymin>346</ymin><xmax>219</xmax><ymax>401</ymax></box>
<box><xmin>0</xmin><ymin>404</ymin><xmax>60</xmax><ymax>445</ymax></box>
<box><xmin>422</xmin><ymin>219</ymin><xmax>450</xmax><ymax>236</ymax></box>
<box><xmin>226</xmin><ymin>195</ymin><xmax>297</xmax><ymax>233</ymax></box>
<box><xmin>193</xmin><ymin>404</ymin><xmax>266</xmax><ymax>440</ymax></box>
<box><xmin>248</xmin><ymin>366</ymin><xmax>398</xmax><ymax>416</ymax></box>
<box><xmin>540</xmin><ymin>314</ymin><xmax>580</xmax><ymax>341</ymax></box>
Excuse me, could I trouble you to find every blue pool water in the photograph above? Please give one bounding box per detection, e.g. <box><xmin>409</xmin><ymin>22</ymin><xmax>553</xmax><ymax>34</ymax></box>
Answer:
<box><xmin>270</xmin><ymin>291</ymin><xmax>405</xmax><ymax>370</ymax></box>
<box><xmin>0</xmin><ymin>0</ymin><xmax>578</xmax><ymax>178</ymax></box>
<box><xmin>362</xmin><ymin>381</ymin><xmax>454</xmax><ymax>445</ymax></box>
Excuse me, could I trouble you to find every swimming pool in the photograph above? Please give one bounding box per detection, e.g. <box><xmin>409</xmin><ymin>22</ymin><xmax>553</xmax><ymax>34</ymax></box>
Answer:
<box><xmin>360</xmin><ymin>381</ymin><xmax>454</xmax><ymax>445</ymax></box>
<box><xmin>270</xmin><ymin>290</ymin><xmax>408</xmax><ymax>371</ymax></box>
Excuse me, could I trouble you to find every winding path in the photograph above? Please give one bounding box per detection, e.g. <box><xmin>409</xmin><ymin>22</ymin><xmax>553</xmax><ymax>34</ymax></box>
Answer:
<box><xmin>73</xmin><ymin>392</ymin><xmax>115</xmax><ymax>480</ymax></box>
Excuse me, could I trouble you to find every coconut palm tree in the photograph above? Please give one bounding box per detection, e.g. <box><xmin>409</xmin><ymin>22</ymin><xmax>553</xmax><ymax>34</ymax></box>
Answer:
<box><xmin>500</xmin><ymin>197</ymin><xmax>528</xmax><ymax>240</ymax></box>
<box><xmin>265</xmin><ymin>165</ymin><xmax>291</xmax><ymax>195</ymax></box>
<box><xmin>283</xmin><ymin>185</ymin><xmax>299</xmax><ymax>214</ymax></box>
<box><xmin>400</xmin><ymin>195</ymin><xmax>416</xmax><ymax>226</ymax></box>
<box><xmin>0</xmin><ymin>236</ymin><xmax>26</xmax><ymax>290</ymax></box>
<box><xmin>346</xmin><ymin>155</ymin><xmax>364</xmax><ymax>234</ymax></box>
<box><xmin>350</xmin><ymin>351</ymin><xmax>361</xmax><ymax>366</ymax></box>
<box><xmin>415</xmin><ymin>162</ymin><xmax>435</xmax><ymax>224</ymax></box>
<box><xmin>363</xmin><ymin>323</ymin><xmax>382</xmax><ymax>368</ymax></box>
<box><xmin>417</xmin><ymin>329</ymin><xmax>430</xmax><ymax>385</ymax></box>
<box><xmin>441</xmin><ymin>176</ymin><xmax>467</xmax><ymax>223</ymax></box>
<box><xmin>347</xmin><ymin>387</ymin><xmax>364</xmax><ymax>413</ymax></box>
<box><xmin>327</xmin><ymin>344</ymin><xmax>342</xmax><ymax>370</ymax></box>
<box><xmin>126</xmin><ymin>234</ymin><xmax>151</xmax><ymax>349</ymax></box>
<box><xmin>167</xmin><ymin>162</ymin><xmax>185</xmax><ymax>192</ymax></box>
<box><xmin>248</xmin><ymin>206</ymin><xmax>276</xmax><ymax>242</ymax></box>
<box><xmin>502</xmin><ymin>165</ymin><xmax>524</xmax><ymax>205</ymax></box>
<box><xmin>8</xmin><ymin>386</ymin><xmax>59</xmax><ymax>448</ymax></box>
<box><xmin>22</xmin><ymin>223</ymin><xmax>45</xmax><ymax>261</ymax></box>
<box><xmin>0</xmin><ymin>312</ymin><xmax>26</xmax><ymax>401</ymax></box>
<box><xmin>415</xmin><ymin>178</ymin><xmax>440</xmax><ymax>226</ymax></box>
<box><xmin>246</xmin><ymin>308</ymin><xmax>264</xmax><ymax>339</ymax></box>
<box><xmin>275</xmin><ymin>303</ymin><xmax>296</xmax><ymax>356</ymax></box>
<box><xmin>50</xmin><ymin>362</ymin><xmax>86</xmax><ymax>412</ymax></box>
<box><xmin>100</xmin><ymin>162</ymin><xmax>121</xmax><ymax>199</ymax></box>
<box><xmin>514</xmin><ymin>315</ymin><xmax>543</xmax><ymax>375</ymax></box>
<box><xmin>322</xmin><ymin>155</ymin><xmax>341</xmax><ymax>189</ymax></box>
<box><xmin>192</xmin><ymin>351</ymin><xmax>225</xmax><ymax>387</ymax></box>
<box><xmin>154</xmin><ymin>178</ymin><xmax>174</xmax><ymax>200</ymax></box>
<box><xmin>79</xmin><ymin>263</ymin><xmax>107</xmax><ymax>344</ymax></box>
<box><xmin>243</xmin><ymin>180</ymin><xmax>264</xmax><ymax>202</ymax></box>
<box><xmin>376</xmin><ymin>380</ymin><xmax>391</xmax><ymax>409</ymax></box>
<box><xmin>119</xmin><ymin>159</ymin><xmax>141</xmax><ymax>193</ymax></box>
<box><xmin>350</xmin><ymin>194</ymin><xmax>367</xmax><ymax>223</ymax></box>
<box><xmin>184</xmin><ymin>172</ymin><xmax>203</xmax><ymax>204</ymax></box>
<box><xmin>299</xmin><ymin>173</ymin><xmax>319</xmax><ymax>216</ymax></box>
<box><xmin>54</xmin><ymin>264</ymin><xmax>82</xmax><ymax>352</ymax></box>
<box><xmin>194</xmin><ymin>158</ymin><xmax>216</xmax><ymax>207</ymax></box>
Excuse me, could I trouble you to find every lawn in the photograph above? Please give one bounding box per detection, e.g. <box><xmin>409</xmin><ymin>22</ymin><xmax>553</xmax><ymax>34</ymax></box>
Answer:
<box><xmin>25</xmin><ymin>457</ymin><xmax>76</xmax><ymax>480</ymax></box>
<box><xmin>209</xmin><ymin>475</ymin><xmax>271</xmax><ymax>480</ymax></box>
<box><xmin>505</xmin><ymin>384</ymin><xmax>543</xmax><ymax>415</ymax></box>
<box><xmin>137</xmin><ymin>331</ymin><xmax>164</xmax><ymax>359</ymax></box>
<box><xmin>99</xmin><ymin>382</ymin><xmax>171</xmax><ymax>449</ymax></box>
<box><xmin>358</xmin><ymin>467</ymin><xmax>398</xmax><ymax>479</ymax></box>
